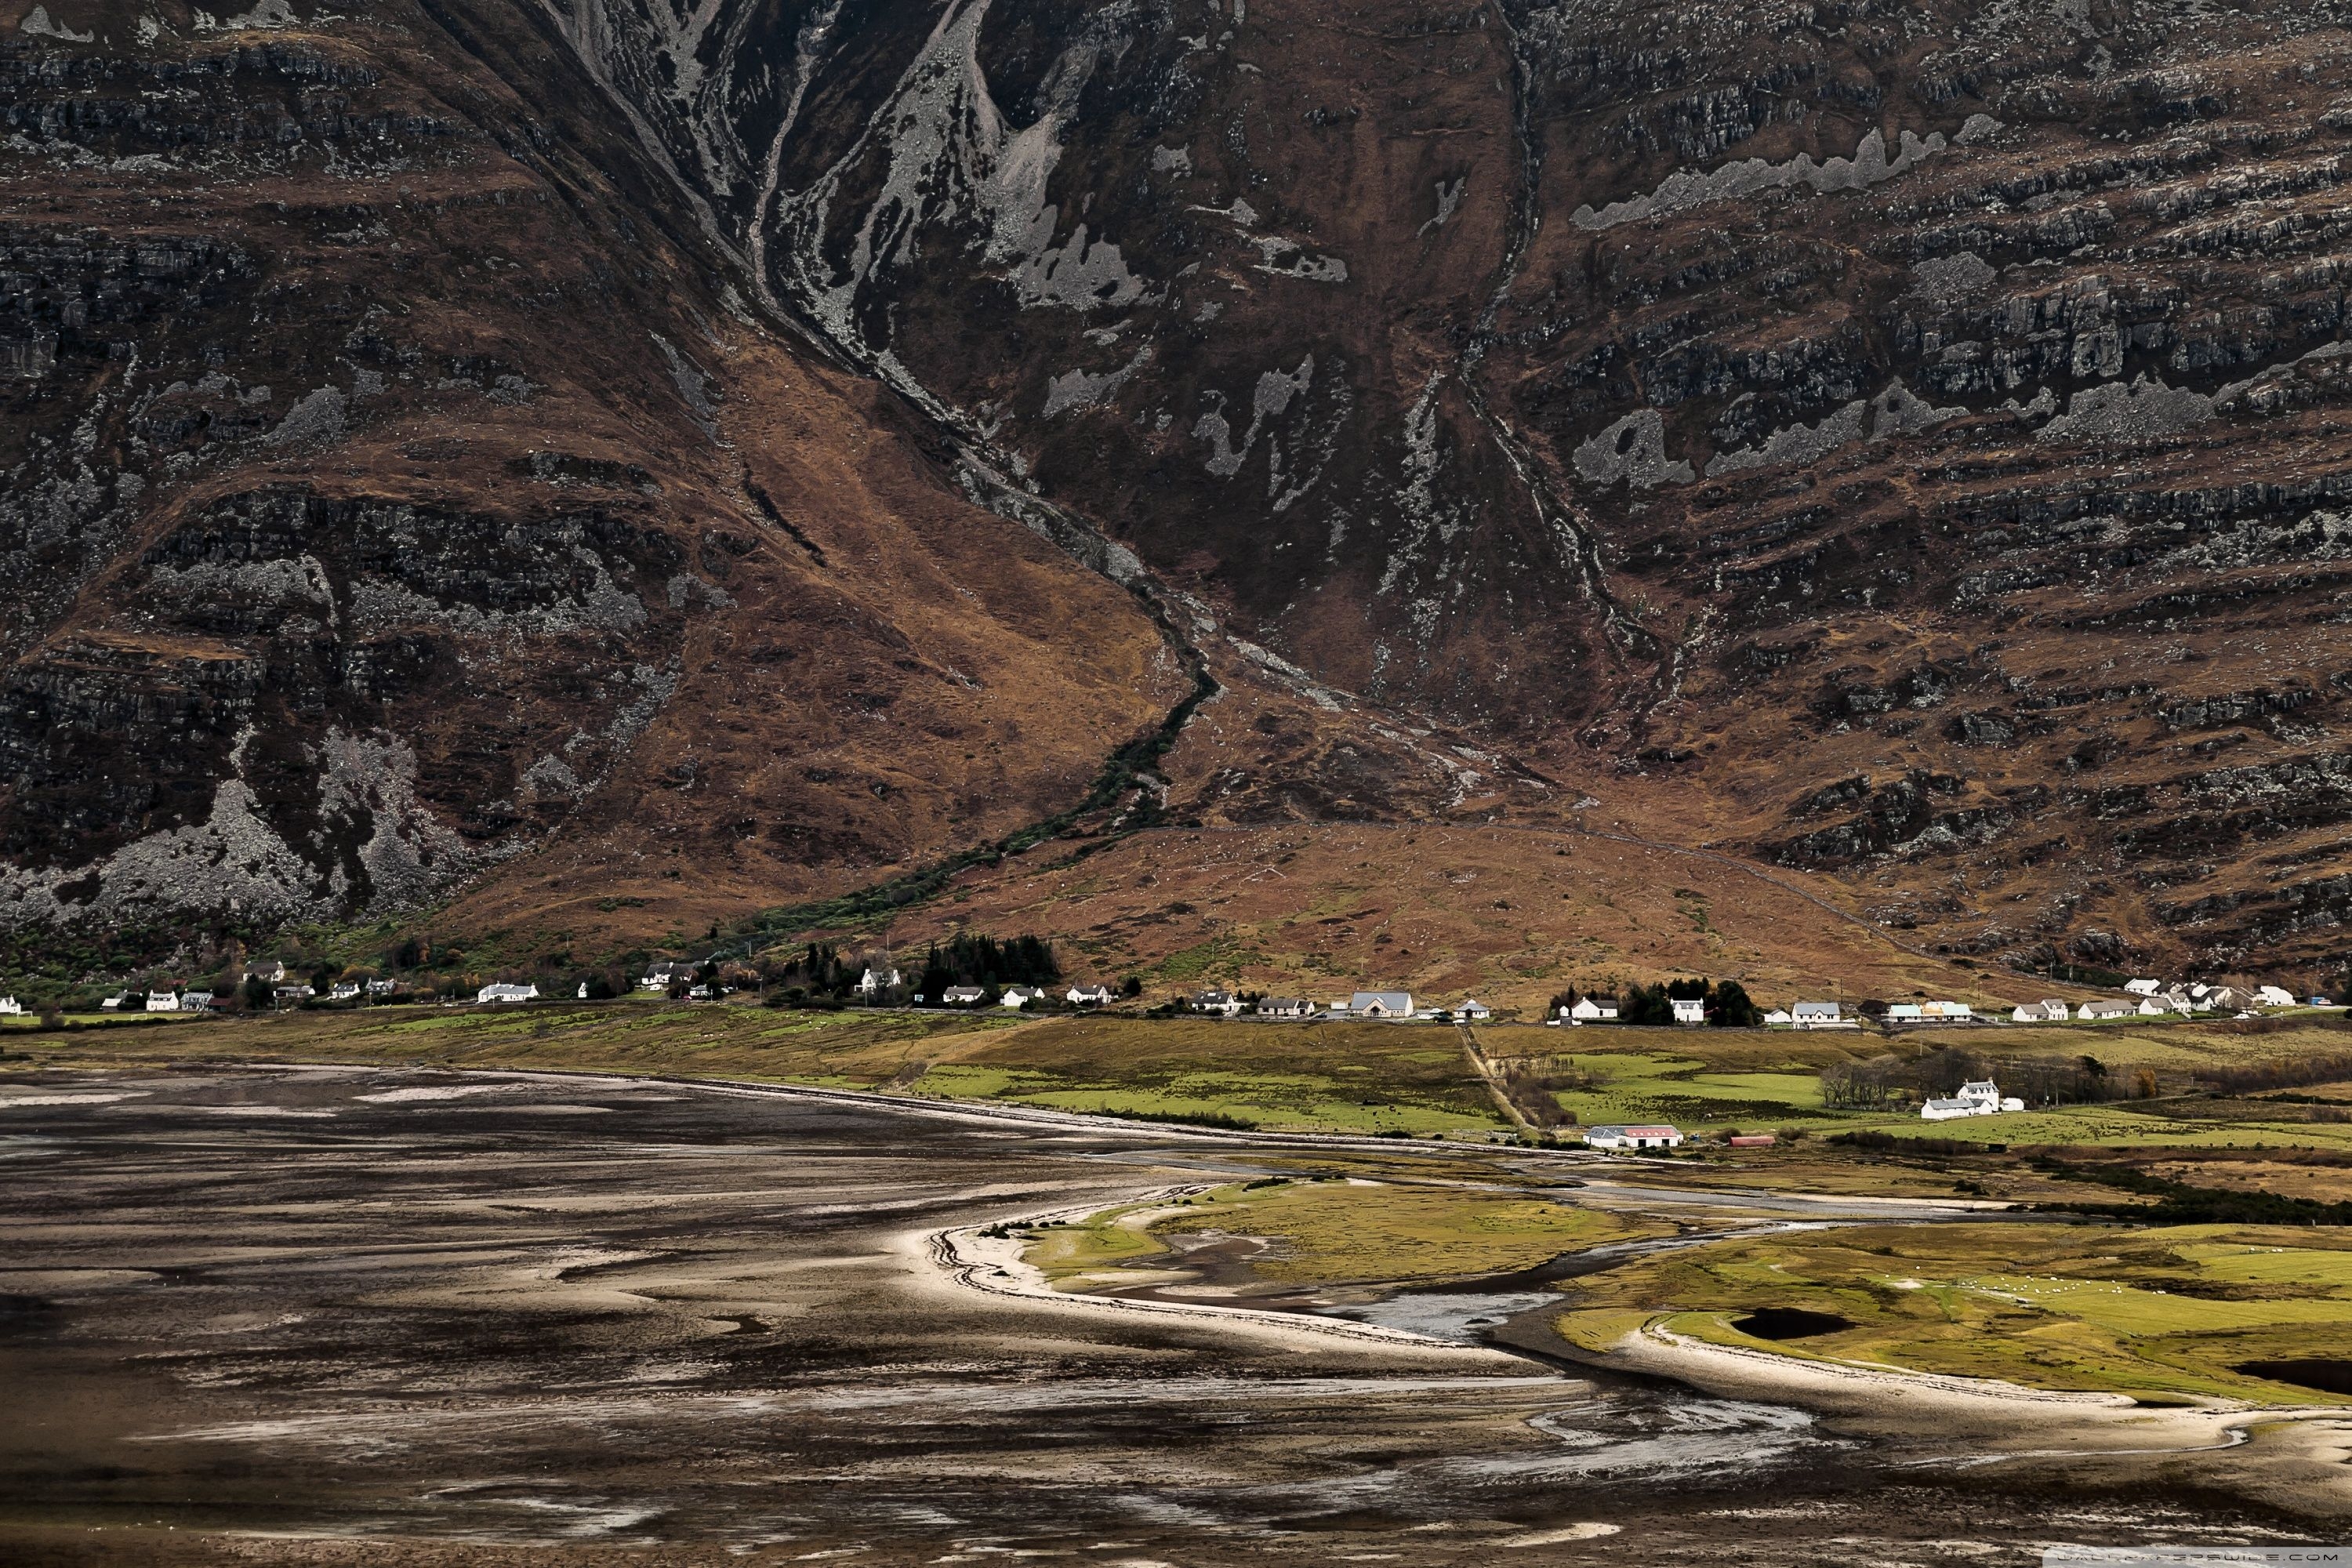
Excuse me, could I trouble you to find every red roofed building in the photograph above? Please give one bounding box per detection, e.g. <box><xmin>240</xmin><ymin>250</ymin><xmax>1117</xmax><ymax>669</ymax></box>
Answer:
<box><xmin>1584</xmin><ymin>1124</ymin><xmax>1683</xmax><ymax>1150</ymax></box>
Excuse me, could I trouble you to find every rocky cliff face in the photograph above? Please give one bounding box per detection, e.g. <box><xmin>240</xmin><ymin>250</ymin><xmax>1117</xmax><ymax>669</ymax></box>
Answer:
<box><xmin>9</xmin><ymin>0</ymin><xmax>2352</xmax><ymax>978</ymax></box>
<box><xmin>541</xmin><ymin>0</ymin><xmax>2352</xmax><ymax>974</ymax></box>
<box><xmin>0</xmin><ymin>0</ymin><xmax>1216</xmax><ymax>952</ymax></box>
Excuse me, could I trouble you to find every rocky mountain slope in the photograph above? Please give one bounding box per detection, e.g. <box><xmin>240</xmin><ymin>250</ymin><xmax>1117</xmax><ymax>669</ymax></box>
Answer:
<box><xmin>7</xmin><ymin>0</ymin><xmax>2352</xmax><ymax>982</ymax></box>
<box><xmin>0</xmin><ymin>0</ymin><xmax>1206</xmax><ymax>954</ymax></box>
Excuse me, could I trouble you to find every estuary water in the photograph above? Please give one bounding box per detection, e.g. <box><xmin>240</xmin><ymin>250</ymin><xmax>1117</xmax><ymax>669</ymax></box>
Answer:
<box><xmin>0</xmin><ymin>1066</ymin><xmax>2316</xmax><ymax>1564</ymax></box>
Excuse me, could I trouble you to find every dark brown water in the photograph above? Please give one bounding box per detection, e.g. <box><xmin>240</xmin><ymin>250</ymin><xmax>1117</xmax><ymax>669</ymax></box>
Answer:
<box><xmin>1734</xmin><ymin>1308</ymin><xmax>1854</xmax><ymax>1341</ymax></box>
<box><xmin>0</xmin><ymin>1066</ymin><xmax>2320</xmax><ymax>1563</ymax></box>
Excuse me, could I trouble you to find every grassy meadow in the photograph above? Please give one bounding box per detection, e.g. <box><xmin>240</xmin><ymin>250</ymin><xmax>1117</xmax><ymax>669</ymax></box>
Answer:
<box><xmin>1551</xmin><ymin>1221</ymin><xmax>2352</xmax><ymax>1405</ymax></box>
<box><xmin>1024</xmin><ymin>1176</ymin><xmax>1659</xmax><ymax>1290</ymax></box>
<box><xmin>12</xmin><ymin>1003</ymin><xmax>2352</xmax><ymax>1153</ymax></box>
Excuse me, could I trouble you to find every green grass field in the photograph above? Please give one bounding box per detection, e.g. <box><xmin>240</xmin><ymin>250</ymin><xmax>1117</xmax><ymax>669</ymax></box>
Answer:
<box><xmin>910</xmin><ymin>1016</ymin><xmax>1500</xmax><ymax>1134</ymax></box>
<box><xmin>1497</xmin><ymin>1020</ymin><xmax>2352</xmax><ymax>1151</ymax></box>
<box><xmin>1552</xmin><ymin>1220</ymin><xmax>2352</xmax><ymax>1404</ymax></box>
<box><xmin>1026</xmin><ymin>1177</ymin><xmax>1658</xmax><ymax>1290</ymax></box>
<box><xmin>14</xmin><ymin>1004</ymin><xmax>2352</xmax><ymax>1156</ymax></box>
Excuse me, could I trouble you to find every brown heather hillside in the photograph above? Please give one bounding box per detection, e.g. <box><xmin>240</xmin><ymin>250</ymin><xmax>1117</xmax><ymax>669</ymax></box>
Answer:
<box><xmin>6</xmin><ymin>0</ymin><xmax>2352</xmax><ymax>989</ymax></box>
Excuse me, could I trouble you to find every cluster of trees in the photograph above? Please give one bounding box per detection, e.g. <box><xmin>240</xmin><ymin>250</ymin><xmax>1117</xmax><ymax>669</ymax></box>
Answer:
<box><xmin>2194</xmin><ymin>1052</ymin><xmax>2352</xmax><ymax>1098</ymax></box>
<box><xmin>1546</xmin><ymin>979</ymin><xmax>1762</xmax><ymax>1026</ymax></box>
<box><xmin>1821</xmin><ymin>1045</ymin><xmax>2158</xmax><ymax>1110</ymax></box>
<box><xmin>1624</xmin><ymin>978</ymin><xmax>1762</xmax><ymax>1028</ymax></box>
<box><xmin>916</xmin><ymin>933</ymin><xmax>1062</xmax><ymax>996</ymax></box>
<box><xmin>1495</xmin><ymin>1058</ymin><xmax>1591</xmax><ymax>1129</ymax></box>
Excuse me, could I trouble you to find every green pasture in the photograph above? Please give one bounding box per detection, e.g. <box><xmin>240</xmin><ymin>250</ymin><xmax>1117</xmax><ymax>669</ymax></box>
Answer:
<box><xmin>1555</xmin><ymin>1220</ymin><xmax>2352</xmax><ymax>1404</ymax></box>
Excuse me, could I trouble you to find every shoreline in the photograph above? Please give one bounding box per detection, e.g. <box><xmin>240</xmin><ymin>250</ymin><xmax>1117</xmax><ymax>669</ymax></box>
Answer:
<box><xmin>903</xmin><ymin>1192</ymin><xmax>1532</xmax><ymax>1367</ymax></box>
<box><xmin>37</xmin><ymin>1058</ymin><xmax>2352</xmax><ymax>1512</ymax></box>
<box><xmin>1584</xmin><ymin>1312</ymin><xmax>2352</xmax><ymax>1515</ymax></box>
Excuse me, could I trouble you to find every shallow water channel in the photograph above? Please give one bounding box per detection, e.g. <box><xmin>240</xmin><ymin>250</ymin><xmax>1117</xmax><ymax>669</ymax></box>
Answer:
<box><xmin>0</xmin><ymin>1066</ymin><xmax>2320</xmax><ymax>1563</ymax></box>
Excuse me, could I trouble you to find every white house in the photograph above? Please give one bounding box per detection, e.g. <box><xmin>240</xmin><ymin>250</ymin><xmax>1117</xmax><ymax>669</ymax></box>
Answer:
<box><xmin>2136</xmin><ymin>996</ymin><xmax>2172</xmax><ymax>1016</ymax></box>
<box><xmin>1194</xmin><ymin>989</ymin><xmax>1245</xmax><ymax>1017</ymax></box>
<box><xmin>1671</xmin><ymin>997</ymin><xmax>1705</xmax><ymax>1025</ymax></box>
<box><xmin>855</xmin><ymin>966</ymin><xmax>902</xmax><ymax>996</ymax></box>
<box><xmin>1567</xmin><ymin>996</ymin><xmax>1618</xmax><ymax>1025</ymax></box>
<box><xmin>1761</xmin><ymin>1007</ymin><xmax>1793</xmax><ymax>1025</ymax></box>
<box><xmin>1585</xmin><ymin>1123</ymin><xmax>1683</xmax><ymax>1151</ymax></box>
<box><xmin>477</xmin><ymin>982</ymin><xmax>539</xmax><ymax>1004</ymax></box>
<box><xmin>1922</xmin><ymin>1000</ymin><xmax>1973</xmax><ymax>1022</ymax></box>
<box><xmin>941</xmin><ymin>985</ymin><xmax>987</xmax><ymax>1007</ymax></box>
<box><xmin>1458</xmin><ymin>999</ymin><xmax>1493</xmax><ymax>1021</ymax></box>
<box><xmin>2205</xmin><ymin>985</ymin><xmax>2256</xmax><ymax>1012</ymax></box>
<box><xmin>1791</xmin><ymin>1001</ymin><xmax>1844</xmax><ymax>1028</ymax></box>
<box><xmin>1887</xmin><ymin>1003</ymin><xmax>1923</xmax><ymax>1022</ymax></box>
<box><xmin>1922</xmin><ymin>1080</ymin><xmax>2024</xmax><ymax>1120</ymax></box>
<box><xmin>329</xmin><ymin>982</ymin><xmax>361</xmax><ymax>1002</ymax></box>
<box><xmin>2012</xmin><ymin>999</ymin><xmax>2070</xmax><ymax>1024</ymax></box>
<box><xmin>1001</xmin><ymin>985</ymin><xmax>1043</xmax><ymax>1009</ymax></box>
<box><xmin>1256</xmin><ymin>996</ymin><xmax>1312</xmax><ymax>1018</ymax></box>
<box><xmin>2078</xmin><ymin>998</ymin><xmax>2132</xmax><ymax>1021</ymax></box>
<box><xmin>365</xmin><ymin>978</ymin><xmax>398</xmax><ymax>996</ymax></box>
<box><xmin>2256</xmin><ymin>985</ymin><xmax>2297</xmax><ymax>1008</ymax></box>
<box><xmin>1067</xmin><ymin>984</ymin><xmax>1114</xmax><ymax>1007</ymax></box>
<box><xmin>1351</xmin><ymin>991</ymin><xmax>1414</xmax><ymax>1018</ymax></box>
<box><xmin>246</xmin><ymin>960</ymin><xmax>287</xmax><ymax>984</ymax></box>
<box><xmin>2124</xmin><ymin>978</ymin><xmax>2162</xmax><ymax>996</ymax></box>
<box><xmin>641</xmin><ymin>960</ymin><xmax>687</xmax><ymax>992</ymax></box>
<box><xmin>0</xmin><ymin>996</ymin><xmax>20</xmax><ymax>1016</ymax></box>
<box><xmin>146</xmin><ymin>991</ymin><xmax>181</xmax><ymax>1013</ymax></box>
<box><xmin>180</xmin><ymin>993</ymin><xmax>214</xmax><ymax>1012</ymax></box>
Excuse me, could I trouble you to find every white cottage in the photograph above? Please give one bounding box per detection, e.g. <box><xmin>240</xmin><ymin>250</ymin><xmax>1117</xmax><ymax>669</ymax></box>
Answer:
<box><xmin>1585</xmin><ymin>1123</ymin><xmax>1683</xmax><ymax>1151</ymax></box>
<box><xmin>1922</xmin><ymin>1080</ymin><xmax>2024</xmax><ymax>1120</ymax></box>
<box><xmin>1671</xmin><ymin>997</ymin><xmax>1706</xmax><ymax>1025</ymax></box>
<box><xmin>2256</xmin><ymin>985</ymin><xmax>2297</xmax><ymax>1008</ymax></box>
<box><xmin>2077</xmin><ymin>998</ymin><xmax>2132</xmax><ymax>1021</ymax></box>
<box><xmin>1066</xmin><ymin>984</ymin><xmax>1114</xmax><ymax>1007</ymax></box>
<box><xmin>1567</xmin><ymin>996</ymin><xmax>1618</xmax><ymax>1025</ymax></box>
<box><xmin>2012</xmin><ymin>999</ymin><xmax>2070</xmax><ymax>1024</ymax></box>
<box><xmin>477</xmin><ymin>982</ymin><xmax>539</xmax><ymax>1004</ymax></box>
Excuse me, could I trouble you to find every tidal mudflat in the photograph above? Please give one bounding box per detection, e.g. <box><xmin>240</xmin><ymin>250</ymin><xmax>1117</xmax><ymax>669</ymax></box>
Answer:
<box><xmin>0</xmin><ymin>1066</ymin><xmax>2332</xmax><ymax>1565</ymax></box>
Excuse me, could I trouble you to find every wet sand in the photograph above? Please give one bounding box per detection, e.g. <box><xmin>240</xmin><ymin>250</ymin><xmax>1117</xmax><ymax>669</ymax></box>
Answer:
<box><xmin>0</xmin><ymin>1065</ymin><xmax>2334</xmax><ymax>1564</ymax></box>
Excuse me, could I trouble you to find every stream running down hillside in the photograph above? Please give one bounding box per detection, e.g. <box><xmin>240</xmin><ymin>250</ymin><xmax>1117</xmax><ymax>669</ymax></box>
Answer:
<box><xmin>0</xmin><ymin>1067</ymin><xmax>2324</xmax><ymax>1563</ymax></box>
